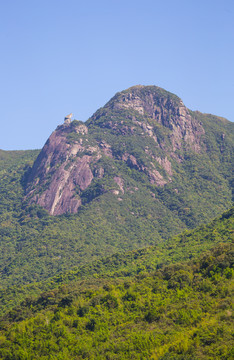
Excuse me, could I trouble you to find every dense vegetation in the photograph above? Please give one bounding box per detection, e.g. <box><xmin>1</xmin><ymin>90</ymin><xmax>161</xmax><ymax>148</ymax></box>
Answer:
<box><xmin>0</xmin><ymin>205</ymin><xmax>233</xmax><ymax>318</ymax></box>
<box><xmin>0</xmin><ymin>86</ymin><xmax>233</xmax><ymax>292</ymax></box>
<box><xmin>0</xmin><ymin>149</ymin><xmax>39</xmax><ymax>214</ymax></box>
<box><xmin>0</xmin><ymin>86</ymin><xmax>233</xmax><ymax>358</ymax></box>
<box><xmin>0</xmin><ymin>240</ymin><xmax>233</xmax><ymax>359</ymax></box>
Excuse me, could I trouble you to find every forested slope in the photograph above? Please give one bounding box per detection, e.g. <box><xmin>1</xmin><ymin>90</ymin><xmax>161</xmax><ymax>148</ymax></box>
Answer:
<box><xmin>0</xmin><ymin>237</ymin><xmax>233</xmax><ymax>359</ymax></box>
<box><xmin>0</xmin><ymin>206</ymin><xmax>233</xmax><ymax>318</ymax></box>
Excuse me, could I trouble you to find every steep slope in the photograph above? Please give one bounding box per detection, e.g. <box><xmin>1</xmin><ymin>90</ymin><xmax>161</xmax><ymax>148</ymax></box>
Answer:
<box><xmin>0</xmin><ymin>85</ymin><xmax>233</xmax><ymax>291</ymax></box>
<box><xmin>25</xmin><ymin>121</ymin><xmax>96</xmax><ymax>215</ymax></box>
<box><xmin>25</xmin><ymin>85</ymin><xmax>233</xmax><ymax>227</ymax></box>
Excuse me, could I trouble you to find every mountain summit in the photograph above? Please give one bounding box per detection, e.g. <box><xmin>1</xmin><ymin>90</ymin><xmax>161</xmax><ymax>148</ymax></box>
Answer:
<box><xmin>25</xmin><ymin>85</ymin><xmax>233</xmax><ymax>229</ymax></box>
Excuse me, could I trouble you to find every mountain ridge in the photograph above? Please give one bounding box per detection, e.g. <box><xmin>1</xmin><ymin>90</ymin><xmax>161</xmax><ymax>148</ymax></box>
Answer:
<box><xmin>0</xmin><ymin>85</ymin><xmax>232</xmax><ymax>290</ymax></box>
<box><xmin>25</xmin><ymin>85</ymin><xmax>233</xmax><ymax>221</ymax></box>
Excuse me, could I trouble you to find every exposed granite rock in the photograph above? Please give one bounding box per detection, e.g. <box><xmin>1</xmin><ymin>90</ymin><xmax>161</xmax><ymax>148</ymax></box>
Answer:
<box><xmin>25</xmin><ymin>85</ymin><xmax>211</xmax><ymax>216</ymax></box>
<box><xmin>127</xmin><ymin>154</ymin><xmax>138</xmax><ymax>168</ymax></box>
<box><xmin>111</xmin><ymin>87</ymin><xmax>204</xmax><ymax>152</ymax></box>
<box><xmin>95</xmin><ymin>167</ymin><xmax>105</xmax><ymax>178</ymax></box>
<box><xmin>156</xmin><ymin>156</ymin><xmax>173</xmax><ymax>176</ymax></box>
<box><xmin>75</xmin><ymin>124</ymin><xmax>88</xmax><ymax>135</ymax></box>
<box><xmin>120</xmin><ymin>152</ymin><xmax>166</xmax><ymax>186</ymax></box>
<box><xmin>26</xmin><ymin>123</ymin><xmax>100</xmax><ymax>215</ymax></box>
<box><xmin>99</xmin><ymin>141</ymin><xmax>113</xmax><ymax>158</ymax></box>
<box><xmin>148</xmin><ymin>169</ymin><xmax>167</xmax><ymax>186</ymax></box>
<box><xmin>114</xmin><ymin>176</ymin><xmax>124</xmax><ymax>193</ymax></box>
<box><xmin>111</xmin><ymin>189</ymin><xmax>120</xmax><ymax>195</ymax></box>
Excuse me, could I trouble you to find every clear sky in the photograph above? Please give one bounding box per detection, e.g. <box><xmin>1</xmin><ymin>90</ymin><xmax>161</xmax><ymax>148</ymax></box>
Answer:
<box><xmin>1</xmin><ymin>0</ymin><xmax>234</xmax><ymax>150</ymax></box>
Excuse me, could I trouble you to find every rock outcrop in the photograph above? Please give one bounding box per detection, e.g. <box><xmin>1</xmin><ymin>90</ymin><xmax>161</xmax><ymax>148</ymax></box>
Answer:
<box><xmin>26</xmin><ymin>122</ymin><xmax>100</xmax><ymax>215</ymax></box>
<box><xmin>25</xmin><ymin>85</ymin><xmax>213</xmax><ymax>215</ymax></box>
<box><xmin>101</xmin><ymin>86</ymin><xmax>205</xmax><ymax>152</ymax></box>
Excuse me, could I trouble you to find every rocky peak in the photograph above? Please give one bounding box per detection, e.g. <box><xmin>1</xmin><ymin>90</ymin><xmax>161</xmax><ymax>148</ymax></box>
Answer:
<box><xmin>112</xmin><ymin>85</ymin><xmax>181</xmax><ymax>116</ymax></box>
<box><xmin>90</xmin><ymin>85</ymin><xmax>205</xmax><ymax>152</ymax></box>
<box><xmin>25</xmin><ymin>85</ymin><xmax>213</xmax><ymax>216</ymax></box>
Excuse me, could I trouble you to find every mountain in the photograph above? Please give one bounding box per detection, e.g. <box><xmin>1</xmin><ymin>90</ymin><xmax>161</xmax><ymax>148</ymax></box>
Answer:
<box><xmin>0</xmin><ymin>85</ymin><xmax>233</xmax><ymax>289</ymax></box>
<box><xmin>0</xmin><ymin>207</ymin><xmax>233</xmax><ymax>359</ymax></box>
<box><xmin>26</xmin><ymin>85</ymin><xmax>233</xmax><ymax>224</ymax></box>
<box><xmin>0</xmin><ymin>87</ymin><xmax>233</xmax><ymax>358</ymax></box>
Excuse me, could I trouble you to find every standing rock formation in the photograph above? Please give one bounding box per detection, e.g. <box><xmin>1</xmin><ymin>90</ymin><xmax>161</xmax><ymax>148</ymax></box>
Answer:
<box><xmin>64</xmin><ymin>113</ymin><xmax>73</xmax><ymax>124</ymax></box>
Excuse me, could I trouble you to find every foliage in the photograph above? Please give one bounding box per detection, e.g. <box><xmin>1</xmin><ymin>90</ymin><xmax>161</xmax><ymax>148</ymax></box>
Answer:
<box><xmin>0</xmin><ymin>119</ymin><xmax>233</xmax><ymax>358</ymax></box>
<box><xmin>0</xmin><ymin>242</ymin><xmax>233</xmax><ymax>359</ymax></box>
<box><xmin>0</xmin><ymin>86</ymin><xmax>233</xmax><ymax>335</ymax></box>
<box><xmin>0</xmin><ymin>206</ymin><xmax>233</xmax><ymax>318</ymax></box>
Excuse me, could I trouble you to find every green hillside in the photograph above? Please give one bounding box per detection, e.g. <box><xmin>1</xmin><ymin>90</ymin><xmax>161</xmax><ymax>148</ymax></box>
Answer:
<box><xmin>0</xmin><ymin>132</ymin><xmax>233</xmax><ymax>358</ymax></box>
<box><xmin>0</xmin><ymin>86</ymin><xmax>233</xmax><ymax>292</ymax></box>
<box><xmin>0</xmin><ymin>206</ymin><xmax>232</xmax><ymax>318</ymax></box>
<box><xmin>0</xmin><ymin>231</ymin><xmax>233</xmax><ymax>359</ymax></box>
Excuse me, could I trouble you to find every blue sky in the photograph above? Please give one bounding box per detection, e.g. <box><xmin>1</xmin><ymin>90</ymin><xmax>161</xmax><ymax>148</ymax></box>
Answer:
<box><xmin>1</xmin><ymin>0</ymin><xmax>234</xmax><ymax>150</ymax></box>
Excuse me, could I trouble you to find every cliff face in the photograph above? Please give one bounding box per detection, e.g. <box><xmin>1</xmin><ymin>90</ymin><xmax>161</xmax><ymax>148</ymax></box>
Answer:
<box><xmin>25</xmin><ymin>85</ymin><xmax>233</xmax><ymax>218</ymax></box>
<box><xmin>26</xmin><ymin>122</ymin><xmax>101</xmax><ymax>215</ymax></box>
<box><xmin>108</xmin><ymin>86</ymin><xmax>204</xmax><ymax>152</ymax></box>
